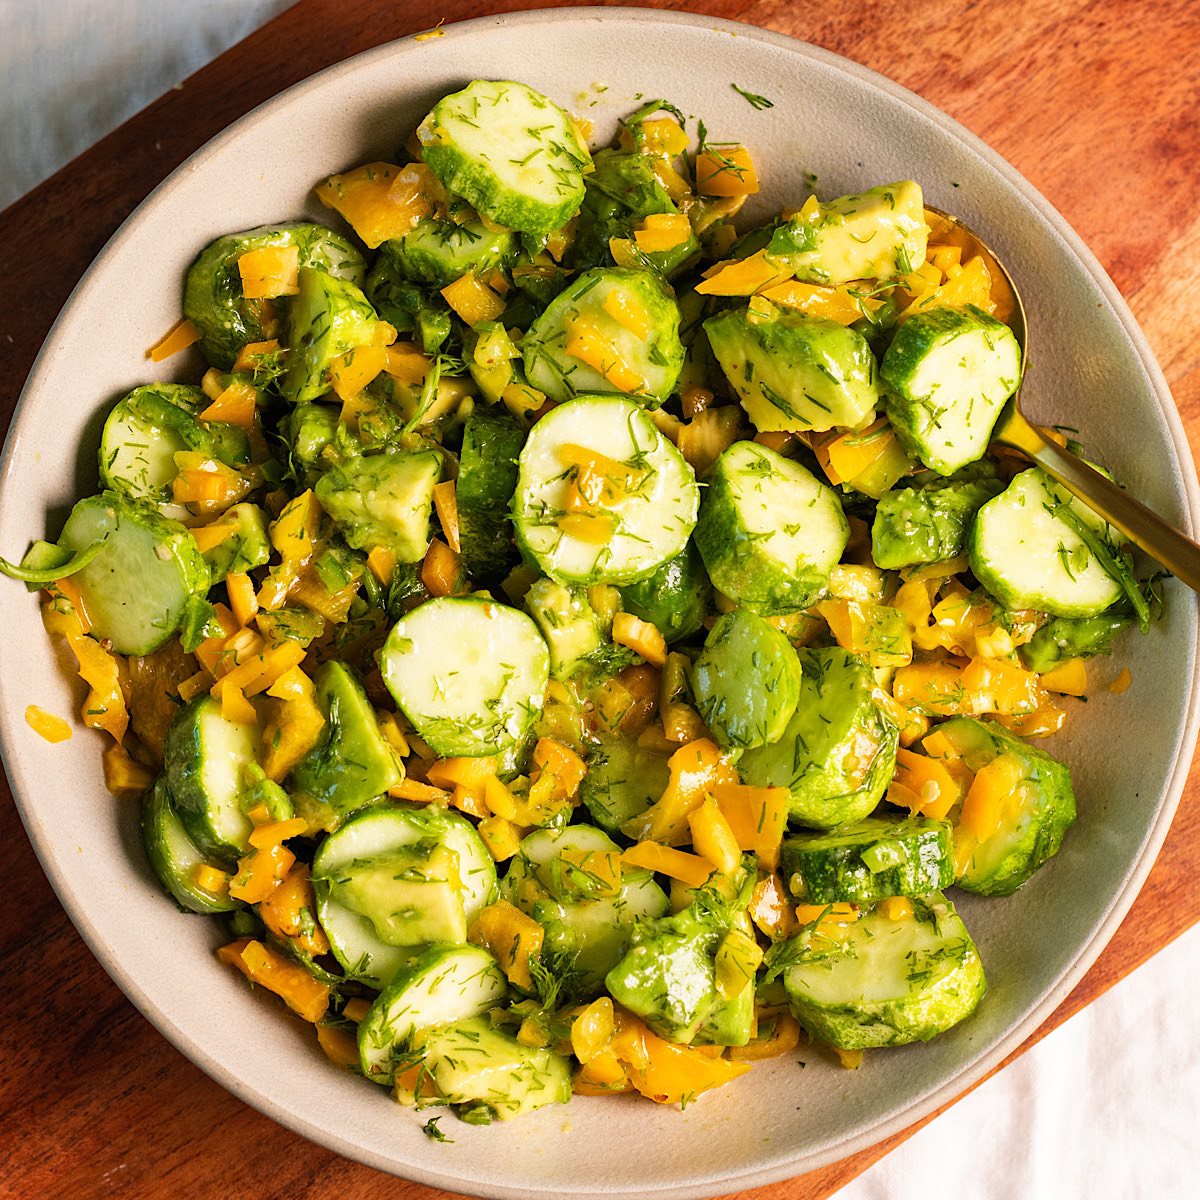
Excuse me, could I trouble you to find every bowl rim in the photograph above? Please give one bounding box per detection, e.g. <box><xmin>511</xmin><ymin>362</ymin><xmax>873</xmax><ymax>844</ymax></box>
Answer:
<box><xmin>2</xmin><ymin>6</ymin><xmax>1198</xmax><ymax>1197</ymax></box>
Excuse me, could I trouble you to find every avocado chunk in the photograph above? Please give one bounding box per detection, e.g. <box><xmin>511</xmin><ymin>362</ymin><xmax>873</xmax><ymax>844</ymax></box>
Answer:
<box><xmin>414</xmin><ymin>1016</ymin><xmax>572</xmax><ymax>1120</ymax></box>
<box><xmin>871</xmin><ymin>464</ymin><xmax>1005</xmax><ymax>570</ymax></box>
<box><xmin>315</xmin><ymin>448</ymin><xmax>442</xmax><ymax>563</ymax></box>
<box><xmin>705</xmin><ymin>306</ymin><xmax>881</xmax><ymax>433</ymax></box>
<box><xmin>740</xmin><ymin>647</ymin><xmax>898</xmax><ymax>828</ymax></box>
<box><xmin>524</xmin><ymin>577</ymin><xmax>603</xmax><ymax>680</ymax></box>
<box><xmin>766</xmin><ymin>180</ymin><xmax>928</xmax><ymax>286</ymax></box>
<box><xmin>289</xmin><ymin>661</ymin><xmax>404</xmax><ymax>818</ymax></box>
<box><xmin>201</xmin><ymin>502</ymin><xmax>271</xmax><ymax>584</ymax></box>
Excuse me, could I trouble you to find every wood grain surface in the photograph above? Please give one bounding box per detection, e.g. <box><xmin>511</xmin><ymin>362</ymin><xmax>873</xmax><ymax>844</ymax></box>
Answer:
<box><xmin>2</xmin><ymin>2</ymin><xmax>1198</xmax><ymax>1198</ymax></box>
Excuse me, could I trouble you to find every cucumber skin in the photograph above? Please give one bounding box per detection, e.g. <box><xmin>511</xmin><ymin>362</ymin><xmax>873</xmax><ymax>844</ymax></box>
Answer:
<box><xmin>59</xmin><ymin>491</ymin><xmax>210</xmax><ymax>656</ymax></box>
<box><xmin>578</xmin><ymin>736</ymin><xmax>672</xmax><ymax>833</ymax></box>
<box><xmin>141</xmin><ymin>777</ymin><xmax>241</xmax><ymax>915</ymax></box>
<box><xmin>693</xmin><ymin>444</ymin><xmax>848</xmax><ymax>615</ymax></box>
<box><xmin>617</xmin><ymin>541</ymin><xmax>711</xmax><ymax>644</ymax></box>
<box><xmin>740</xmin><ymin>647</ymin><xmax>899</xmax><ymax>829</ymax></box>
<box><xmin>419</xmin><ymin>81</ymin><xmax>590</xmax><ymax>240</ymax></box>
<box><xmin>937</xmin><ymin>717</ymin><xmax>1076</xmax><ymax>896</ymax></box>
<box><xmin>163</xmin><ymin>695</ymin><xmax>258</xmax><ymax>864</ymax></box>
<box><xmin>691</xmin><ymin>609</ymin><xmax>803</xmax><ymax>751</ymax></box>
<box><xmin>184</xmin><ymin>222</ymin><xmax>366</xmax><ymax>370</ymax></box>
<box><xmin>389</xmin><ymin>217</ymin><xmax>516</xmax><ymax>288</ymax></box>
<box><xmin>457</xmin><ymin>407</ymin><xmax>526</xmax><ymax>581</ymax></box>
<box><xmin>784</xmin><ymin>893</ymin><xmax>986</xmax><ymax>1049</ymax></box>
<box><xmin>780</xmin><ymin>817</ymin><xmax>954</xmax><ymax>905</ymax></box>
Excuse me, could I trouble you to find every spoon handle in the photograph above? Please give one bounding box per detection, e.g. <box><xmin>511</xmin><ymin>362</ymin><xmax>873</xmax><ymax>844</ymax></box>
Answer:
<box><xmin>993</xmin><ymin>406</ymin><xmax>1200</xmax><ymax>592</ymax></box>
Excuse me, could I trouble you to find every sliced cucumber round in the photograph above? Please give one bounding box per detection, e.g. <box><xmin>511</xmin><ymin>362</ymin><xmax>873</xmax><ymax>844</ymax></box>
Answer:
<box><xmin>691</xmin><ymin>608</ymin><xmax>803</xmax><ymax>750</ymax></box>
<box><xmin>381</xmin><ymin>596</ymin><xmax>549</xmax><ymax>757</ymax></box>
<box><xmin>184</xmin><ymin>222</ymin><xmax>366</xmax><ymax>369</ymax></box>
<box><xmin>740</xmin><ymin>647</ymin><xmax>898</xmax><ymax>829</ymax></box>
<box><xmin>141</xmin><ymin>776</ymin><xmax>241</xmax><ymax>915</ymax></box>
<box><xmin>780</xmin><ymin>815</ymin><xmax>954</xmax><ymax>905</ymax></box>
<box><xmin>522</xmin><ymin>268</ymin><xmax>685</xmax><ymax>404</ymax></box>
<box><xmin>389</xmin><ymin>217</ymin><xmax>516</xmax><ymax>288</ymax></box>
<box><xmin>783</xmin><ymin>892</ymin><xmax>986</xmax><ymax>1049</ymax></box>
<box><xmin>970</xmin><ymin>467</ymin><xmax>1122</xmax><ymax>617</ymax></box>
<box><xmin>882</xmin><ymin>303</ymin><xmax>1022</xmax><ymax>476</ymax></box>
<box><xmin>357</xmin><ymin>943</ymin><xmax>508</xmax><ymax>1085</ymax></box>
<box><xmin>58</xmin><ymin>492</ymin><xmax>210</xmax><ymax>655</ymax></box>
<box><xmin>164</xmin><ymin>694</ymin><xmax>262</xmax><ymax>864</ymax></box>
<box><xmin>417</xmin><ymin>80</ymin><xmax>591</xmax><ymax>240</ymax></box>
<box><xmin>693</xmin><ymin>441</ymin><xmax>848</xmax><ymax>615</ymax></box>
<box><xmin>457</xmin><ymin>405</ymin><xmax>526</xmax><ymax>582</ymax></box>
<box><xmin>934</xmin><ymin>716</ymin><xmax>1076</xmax><ymax>896</ymax></box>
<box><xmin>512</xmin><ymin>395</ymin><xmax>699</xmax><ymax>586</ymax></box>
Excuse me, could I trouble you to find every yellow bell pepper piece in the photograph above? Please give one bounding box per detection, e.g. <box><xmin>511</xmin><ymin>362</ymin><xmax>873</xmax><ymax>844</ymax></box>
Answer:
<box><xmin>469</xmin><ymin>900</ymin><xmax>545</xmax><ymax>992</ymax></box>
<box><xmin>695</xmin><ymin>144</ymin><xmax>759</xmax><ymax>196</ymax></box>
<box><xmin>441</xmin><ymin>273</ymin><xmax>506</xmax><ymax>324</ymax></box>
<box><xmin>622</xmin><ymin>842</ymin><xmax>715</xmax><ymax>888</ymax></box>
<box><xmin>238</xmin><ymin>245</ymin><xmax>300</xmax><ymax>299</ymax></box>
<box><xmin>217</xmin><ymin>937</ymin><xmax>330</xmax><ymax>1023</ymax></box>
<box><xmin>199</xmin><ymin>380</ymin><xmax>257</xmax><ymax>428</ymax></box>
<box><xmin>314</xmin><ymin>162</ymin><xmax>442</xmax><ymax>249</ymax></box>
<box><xmin>621</xmin><ymin>738</ymin><xmax>738</xmax><ymax>845</ymax></box>
<box><xmin>633</xmin><ymin>212</ymin><xmax>692</xmax><ymax>252</ymax></box>
<box><xmin>1039</xmin><ymin>658</ymin><xmax>1088</xmax><ymax>696</ymax></box>
<box><xmin>695</xmin><ymin>248</ymin><xmax>788</xmax><ymax>296</ymax></box>
<box><xmin>711</xmin><ymin>782</ymin><xmax>789</xmax><ymax>873</ymax></box>
<box><xmin>958</xmin><ymin>753</ymin><xmax>1025</xmax><ymax>842</ymax></box>
<box><xmin>687</xmin><ymin>798</ymin><xmax>742</xmax><ymax>876</ymax></box>
<box><xmin>611</xmin><ymin>612</ymin><xmax>667</xmax><ymax>667</ymax></box>
<box><xmin>25</xmin><ymin>705</ymin><xmax>72</xmax><ymax>743</ymax></box>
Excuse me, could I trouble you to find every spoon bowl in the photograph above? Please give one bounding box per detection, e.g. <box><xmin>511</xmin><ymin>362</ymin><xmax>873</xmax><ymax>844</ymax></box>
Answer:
<box><xmin>925</xmin><ymin>205</ymin><xmax>1200</xmax><ymax>592</ymax></box>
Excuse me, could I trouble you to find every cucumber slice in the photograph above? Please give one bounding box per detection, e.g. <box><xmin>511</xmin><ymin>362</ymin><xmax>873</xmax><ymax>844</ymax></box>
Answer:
<box><xmin>1019</xmin><ymin>607</ymin><xmax>1132</xmax><ymax>672</ymax></box>
<box><xmin>780</xmin><ymin>816</ymin><xmax>954</xmax><ymax>905</ymax></box>
<box><xmin>691</xmin><ymin>609</ymin><xmax>803</xmax><ymax>751</ymax></box>
<box><xmin>970</xmin><ymin>467</ymin><xmax>1122</xmax><ymax>617</ymax></box>
<box><xmin>289</xmin><ymin>662</ymin><xmax>404</xmax><ymax>820</ymax></box>
<box><xmin>280</xmin><ymin>266</ymin><xmax>382</xmax><ymax>405</ymax></box>
<box><xmin>381</xmin><ymin>596</ymin><xmax>549</xmax><ymax>757</ymax></box>
<box><xmin>315</xmin><ymin>448</ymin><xmax>443</xmax><ymax>563</ymax></box>
<box><xmin>201</xmin><ymin>502</ymin><xmax>271</xmax><ymax>584</ymax></box>
<box><xmin>99</xmin><ymin>383</ymin><xmax>250</xmax><ymax>518</ymax></box>
<box><xmin>164</xmin><ymin>695</ymin><xmax>261</xmax><ymax>863</ymax></box>
<box><xmin>933</xmin><ymin>716</ymin><xmax>1076</xmax><ymax>895</ymax></box>
<box><xmin>283</xmin><ymin>402</ymin><xmax>339</xmax><ymax>488</ymax></box>
<box><xmin>358</xmin><ymin>943</ymin><xmax>508</xmax><ymax>1085</ymax></box>
<box><xmin>740</xmin><ymin>647</ymin><xmax>898</xmax><ymax>829</ymax></box>
<box><xmin>782</xmin><ymin>892</ymin><xmax>986</xmax><ymax>1049</ymax></box>
<box><xmin>141</xmin><ymin>777</ymin><xmax>241</xmax><ymax>915</ymax></box>
<box><xmin>512</xmin><ymin>396</ymin><xmax>699</xmax><ymax>586</ymax></box>
<box><xmin>457</xmin><ymin>406</ymin><xmax>526</xmax><ymax>581</ymax></box>
<box><xmin>871</xmin><ymin>463</ymin><xmax>1004</xmax><ymax>570</ymax></box>
<box><xmin>522</xmin><ymin>268</ymin><xmax>685</xmax><ymax>404</ymax></box>
<box><xmin>414</xmin><ymin>1015</ymin><xmax>572</xmax><ymax>1120</ymax></box>
<box><xmin>417</xmin><ymin>80</ymin><xmax>591</xmax><ymax>240</ymax></box>
<box><xmin>882</xmin><ymin>304</ymin><xmax>1022</xmax><ymax>475</ymax></box>
<box><xmin>578</xmin><ymin>735</ymin><xmax>672</xmax><ymax>834</ymax></box>
<box><xmin>388</xmin><ymin>217</ymin><xmax>516</xmax><ymax>288</ymax></box>
<box><xmin>616</xmin><ymin>541</ymin><xmax>711</xmax><ymax>645</ymax></box>
<box><xmin>704</xmin><ymin>307</ymin><xmax>881</xmax><ymax>433</ymax></box>
<box><xmin>184</xmin><ymin>222</ymin><xmax>366</xmax><ymax>370</ymax></box>
<box><xmin>59</xmin><ymin>492</ymin><xmax>209</xmax><ymax>655</ymax></box>
<box><xmin>767</xmin><ymin>181</ymin><xmax>928</xmax><ymax>286</ymax></box>
<box><xmin>524</xmin><ymin>578</ymin><xmax>602</xmax><ymax>680</ymax></box>
<box><xmin>693</xmin><ymin>441</ymin><xmax>848</xmax><ymax>615</ymax></box>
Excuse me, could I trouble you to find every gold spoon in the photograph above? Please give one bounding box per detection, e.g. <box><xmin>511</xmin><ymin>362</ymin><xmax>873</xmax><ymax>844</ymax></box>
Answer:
<box><xmin>924</xmin><ymin>206</ymin><xmax>1200</xmax><ymax>593</ymax></box>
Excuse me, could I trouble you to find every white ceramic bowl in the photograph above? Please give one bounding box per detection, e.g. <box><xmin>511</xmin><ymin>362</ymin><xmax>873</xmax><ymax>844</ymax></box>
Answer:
<box><xmin>1</xmin><ymin>9</ymin><xmax>1197</xmax><ymax>1198</ymax></box>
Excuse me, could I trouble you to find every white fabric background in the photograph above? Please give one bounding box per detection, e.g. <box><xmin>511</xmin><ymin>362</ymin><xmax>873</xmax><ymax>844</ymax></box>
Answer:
<box><xmin>2</xmin><ymin>1</ymin><xmax>1198</xmax><ymax>1196</ymax></box>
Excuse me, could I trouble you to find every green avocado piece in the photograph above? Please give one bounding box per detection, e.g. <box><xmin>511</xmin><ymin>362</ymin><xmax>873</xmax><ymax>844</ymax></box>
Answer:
<box><xmin>870</xmin><ymin>464</ymin><xmax>1005</xmax><ymax>570</ymax></box>
<box><xmin>315</xmin><ymin>448</ymin><xmax>442</xmax><ymax>563</ymax></box>
<box><xmin>617</xmin><ymin>541</ymin><xmax>711</xmax><ymax>644</ymax></box>
<box><xmin>327</xmin><ymin>841</ymin><xmax>467</xmax><ymax>947</ymax></box>
<box><xmin>740</xmin><ymin>647</ymin><xmax>898</xmax><ymax>828</ymax></box>
<box><xmin>524</xmin><ymin>577</ymin><xmax>603</xmax><ymax>680</ymax></box>
<box><xmin>201</xmin><ymin>502</ymin><xmax>271</xmax><ymax>584</ymax></box>
<box><xmin>289</xmin><ymin>661</ymin><xmax>404</xmax><ymax>818</ymax></box>
<box><xmin>705</xmin><ymin>305</ymin><xmax>881</xmax><ymax>433</ymax></box>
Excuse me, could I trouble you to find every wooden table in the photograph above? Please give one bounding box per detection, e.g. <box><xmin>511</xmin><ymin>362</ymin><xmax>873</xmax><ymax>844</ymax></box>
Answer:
<box><xmin>2</xmin><ymin>1</ymin><xmax>1198</xmax><ymax>1196</ymax></box>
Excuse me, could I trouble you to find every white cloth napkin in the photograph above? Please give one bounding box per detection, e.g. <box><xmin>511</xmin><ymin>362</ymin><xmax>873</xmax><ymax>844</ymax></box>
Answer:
<box><xmin>2</xmin><ymin>2</ymin><xmax>1198</xmax><ymax>1196</ymax></box>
